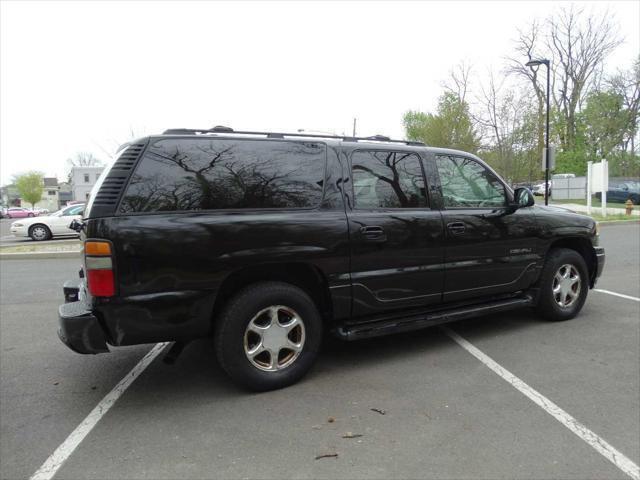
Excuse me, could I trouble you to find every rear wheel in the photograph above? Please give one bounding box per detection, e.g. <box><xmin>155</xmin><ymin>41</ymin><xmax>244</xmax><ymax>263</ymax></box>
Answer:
<box><xmin>29</xmin><ymin>225</ymin><xmax>51</xmax><ymax>241</ymax></box>
<box><xmin>535</xmin><ymin>248</ymin><xmax>589</xmax><ymax>321</ymax></box>
<box><xmin>214</xmin><ymin>281</ymin><xmax>322</xmax><ymax>391</ymax></box>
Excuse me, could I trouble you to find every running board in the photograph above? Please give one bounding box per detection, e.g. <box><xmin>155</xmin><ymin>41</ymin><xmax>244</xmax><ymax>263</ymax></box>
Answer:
<box><xmin>335</xmin><ymin>295</ymin><xmax>534</xmax><ymax>341</ymax></box>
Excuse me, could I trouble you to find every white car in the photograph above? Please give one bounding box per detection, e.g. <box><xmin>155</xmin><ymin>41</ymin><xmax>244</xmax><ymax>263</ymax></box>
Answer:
<box><xmin>532</xmin><ymin>182</ymin><xmax>551</xmax><ymax>196</ymax></box>
<box><xmin>10</xmin><ymin>204</ymin><xmax>85</xmax><ymax>241</ymax></box>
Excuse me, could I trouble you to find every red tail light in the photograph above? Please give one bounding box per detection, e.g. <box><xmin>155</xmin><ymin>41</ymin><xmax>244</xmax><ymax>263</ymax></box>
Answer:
<box><xmin>87</xmin><ymin>269</ymin><xmax>115</xmax><ymax>297</ymax></box>
<box><xmin>85</xmin><ymin>241</ymin><xmax>115</xmax><ymax>297</ymax></box>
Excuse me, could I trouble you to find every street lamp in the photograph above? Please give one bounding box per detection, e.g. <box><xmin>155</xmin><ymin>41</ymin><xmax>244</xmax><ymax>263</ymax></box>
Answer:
<box><xmin>526</xmin><ymin>58</ymin><xmax>551</xmax><ymax>205</ymax></box>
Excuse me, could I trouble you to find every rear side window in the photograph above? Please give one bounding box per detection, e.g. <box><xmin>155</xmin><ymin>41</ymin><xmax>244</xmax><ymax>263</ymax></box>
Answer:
<box><xmin>119</xmin><ymin>139</ymin><xmax>326</xmax><ymax>213</ymax></box>
<box><xmin>351</xmin><ymin>151</ymin><xmax>428</xmax><ymax>209</ymax></box>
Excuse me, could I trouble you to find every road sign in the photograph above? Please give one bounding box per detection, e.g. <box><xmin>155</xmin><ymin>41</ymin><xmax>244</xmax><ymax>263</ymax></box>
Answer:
<box><xmin>590</xmin><ymin>160</ymin><xmax>609</xmax><ymax>193</ymax></box>
<box><xmin>542</xmin><ymin>146</ymin><xmax>556</xmax><ymax>171</ymax></box>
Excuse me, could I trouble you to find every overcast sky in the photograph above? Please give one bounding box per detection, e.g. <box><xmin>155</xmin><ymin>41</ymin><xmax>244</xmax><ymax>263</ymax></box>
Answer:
<box><xmin>1</xmin><ymin>0</ymin><xmax>638</xmax><ymax>185</ymax></box>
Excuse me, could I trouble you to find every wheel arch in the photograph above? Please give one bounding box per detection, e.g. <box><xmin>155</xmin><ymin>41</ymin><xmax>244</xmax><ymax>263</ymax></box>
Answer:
<box><xmin>211</xmin><ymin>262</ymin><xmax>334</xmax><ymax>327</ymax></box>
<box><xmin>28</xmin><ymin>223</ymin><xmax>52</xmax><ymax>238</ymax></box>
<box><xmin>548</xmin><ymin>237</ymin><xmax>597</xmax><ymax>287</ymax></box>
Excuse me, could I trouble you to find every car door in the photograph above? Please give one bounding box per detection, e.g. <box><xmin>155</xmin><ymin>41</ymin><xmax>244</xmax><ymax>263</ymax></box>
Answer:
<box><xmin>434</xmin><ymin>154</ymin><xmax>539</xmax><ymax>303</ymax></box>
<box><xmin>346</xmin><ymin>148</ymin><xmax>445</xmax><ymax>319</ymax></box>
<box><xmin>51</xmin><ymin>205</ymin><xmax>84</xmax><ymax>234</ymax></box>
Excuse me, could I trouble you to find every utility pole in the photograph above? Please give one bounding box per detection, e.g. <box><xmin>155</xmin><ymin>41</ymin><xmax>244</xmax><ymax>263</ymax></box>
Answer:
<box><xmin>352</xmin><ymin>118</ymin><xmax>357</xmax><ymax>137</ymax></box>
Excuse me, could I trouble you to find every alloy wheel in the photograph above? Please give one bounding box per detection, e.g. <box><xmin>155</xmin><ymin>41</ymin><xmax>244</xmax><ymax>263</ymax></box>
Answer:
<box><xmin>552</xmin><ymin>264</ymin><xmax>581</xmax><ymax>308</ymax></box>
<box><xmin>243</xmin><ymin>305</ymin><xmax>305</xmax><ymax>372</ymax></box>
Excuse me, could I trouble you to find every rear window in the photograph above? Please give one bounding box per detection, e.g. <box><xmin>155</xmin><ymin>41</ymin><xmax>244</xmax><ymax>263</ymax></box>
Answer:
<box><xmin>119</xmin><ymin>138</ymin><xmax>326</xmax><ymax>213</ymax></box>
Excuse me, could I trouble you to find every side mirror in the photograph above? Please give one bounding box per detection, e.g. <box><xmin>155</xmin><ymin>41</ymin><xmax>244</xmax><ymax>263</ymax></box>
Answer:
<box><xmin>68</xmin><ymin>219</ymin><xmax>84</xmax><ymax>232</ymax></box>
<box><xmin>513</xmin><ymin>187</ymin><xmax>535</xmax><ymax>209</ymax></box>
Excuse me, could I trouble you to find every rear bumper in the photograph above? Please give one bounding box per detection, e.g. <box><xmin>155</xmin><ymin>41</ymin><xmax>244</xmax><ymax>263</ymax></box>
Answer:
<box><xmin>58</xmin><ymin>300</ymin><xmax>109</xmax><ymax>355</ymax></box>
<box><xmin>593</xmin><ymin>246</ymin><xmax>605</xmax><ymax>285</ymax></box>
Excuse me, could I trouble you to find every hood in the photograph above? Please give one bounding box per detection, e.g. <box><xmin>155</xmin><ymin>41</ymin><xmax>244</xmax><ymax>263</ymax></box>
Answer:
<box><xmin>534</xmin><ymin>204</ymin><xmax>577</xmax><ymax>214</ymax></box>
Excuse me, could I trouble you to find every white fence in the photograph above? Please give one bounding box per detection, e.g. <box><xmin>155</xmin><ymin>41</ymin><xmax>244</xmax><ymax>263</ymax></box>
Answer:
<box><xmin>552</xmin><ymin>177</ymin><xmax>587</xmax><ymax>200</ymax></box>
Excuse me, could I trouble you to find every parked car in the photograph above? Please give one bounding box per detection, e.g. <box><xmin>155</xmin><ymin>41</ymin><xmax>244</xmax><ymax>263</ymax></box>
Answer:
<box><xmin>58</xmin><ymin>127</ymin><xmax>604</xmax><ymax>391</ymax></box>
<box><xmin>4</xmin><ymin>207</ymin><xmax>36</xmax><ymax>218</ymax></box>
<box><xmin>595</xmin><ymin>181</ymin><xmax>640</xmax><ymax>204</ymax></box>
<box><xmin>532</xmin><ymin>182</ymin><xmax>551</xmax><ymax>197</ymax></box>
<box><xmin>33</xmin><ymin>207</ymin><xmax>50</xmax><ymax>215</ymax></box>
<box><xmin>11</xmin><ymin>204</ymin><xmax>84</xmax><ymax>241</ymax></box>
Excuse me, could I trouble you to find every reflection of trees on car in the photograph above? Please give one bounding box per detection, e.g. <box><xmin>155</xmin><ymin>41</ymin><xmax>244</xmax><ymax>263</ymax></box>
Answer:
<box><xmin>436</xmin><ymin>155</ymin><xmax>505</xmax><ymax>208</ymax></box>
<box><xmin>120</xmin><ymin>140</ymin><xmax>325</xmax><ymax>213</ymax></box>
<box><xmin>352</xmin><ymin>151</ymin><xmax>426</xmax><ymax>208</ymax></box>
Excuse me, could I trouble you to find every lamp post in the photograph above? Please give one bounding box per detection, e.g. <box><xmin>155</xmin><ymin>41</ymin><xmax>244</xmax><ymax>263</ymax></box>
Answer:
<box><xmin>526</xmin><ymin>58</ymin><xmax>551</xmax><ymax>205</ymax></box>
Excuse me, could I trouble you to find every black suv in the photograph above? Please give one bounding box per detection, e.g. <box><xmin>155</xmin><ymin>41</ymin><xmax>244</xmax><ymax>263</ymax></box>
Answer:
<box><xmin>59</xmin><ymin>127</ymin><xmax>605</xmax><ymax>391</ymax></box>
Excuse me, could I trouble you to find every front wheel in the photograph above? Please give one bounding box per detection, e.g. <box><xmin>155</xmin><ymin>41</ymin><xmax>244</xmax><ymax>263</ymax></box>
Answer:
<box><xmin>214</xmin><ymin>281</ymin><xmax>323</xmax><ymax>391</ymax></box>
<box><xmin>29</xmin><ymin>225</ymin><xmax>51</xmax><ymax>241</ymax></box>
<box><xmin>535</xmin><ymin>248</ymin><xmax>589</xmax><ymax>321</ymax></box>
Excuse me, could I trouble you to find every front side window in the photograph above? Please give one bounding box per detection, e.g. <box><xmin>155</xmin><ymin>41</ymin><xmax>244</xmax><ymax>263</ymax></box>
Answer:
<box><xmin>120</xmin><ymin>138</ymin><xmax>326</xmax><ymax>213</ymax></box>
<box><xmin>62</xmin><ymin>205</ymin><xmax>84</xmax><ymax>216</ymax></box>
<box><xmin>435</xmin><ymin>155</ymin><xmax>506</xmax><ymax>208</ymax></box>
<box><xmin>351</xmin><ymin>151</ymin><xmax>427</xmax><ymax>209</ymax></box>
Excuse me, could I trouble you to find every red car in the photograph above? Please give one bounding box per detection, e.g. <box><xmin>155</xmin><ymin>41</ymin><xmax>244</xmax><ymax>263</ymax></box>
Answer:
<box><xmin>4</xmin><ymin>207</ymin><xmax>36</xmax><ymax>219</ymax></box>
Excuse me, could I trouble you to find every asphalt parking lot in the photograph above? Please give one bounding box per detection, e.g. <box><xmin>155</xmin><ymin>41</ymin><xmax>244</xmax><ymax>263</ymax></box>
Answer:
<box><xmin>1</xmin><ymin>222</ymin><xmax>638</xmax><ymax>480</ymax></box>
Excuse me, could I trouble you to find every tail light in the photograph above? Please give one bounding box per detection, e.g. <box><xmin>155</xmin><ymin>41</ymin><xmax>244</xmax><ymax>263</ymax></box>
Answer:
<box><xmin>85</xmin><ymin>241</ymin><xmax>115</xmax><ymax>297</ymax></box>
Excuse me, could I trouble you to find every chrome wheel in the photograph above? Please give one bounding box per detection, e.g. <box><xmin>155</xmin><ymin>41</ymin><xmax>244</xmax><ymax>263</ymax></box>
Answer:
<box><xmin>31</xmin><ymin>226</ymin><xmax>49</xmax><ymax>241</ymax></box>
<box><xmin>243</xmin><ymin>305</ymin><xmax>305</xmax><ymax>372</ymax></box>
<box><xmin>553</xmin><ymin>264</ymin><xmax>581</xmax><ymax>308</ymax></box>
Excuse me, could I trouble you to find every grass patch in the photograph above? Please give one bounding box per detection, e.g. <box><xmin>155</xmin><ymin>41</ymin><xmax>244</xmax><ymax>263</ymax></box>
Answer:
<box><xmin>588</xmin><ymin>213</ymin><xmax>639</xmax><ymax>222</ymax></box>
<box><xmin>552</xmin><ymin>198</ymin><xmax>631</xmax><ymax>208</ymax></box>
<box><xmin>0</xmin><ymin>243</ymin><xmax>81</xmax><ymax>254</ymax></box>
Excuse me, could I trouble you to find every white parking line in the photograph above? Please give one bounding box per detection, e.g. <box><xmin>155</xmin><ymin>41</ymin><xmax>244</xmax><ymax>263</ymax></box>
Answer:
<box><xmin>443</xmin><ymin>327</ymin><xmax>640</xmax><ymax>480</ymax></box>
<box><xmin>594</xmin><ymin>289</ymin><xmax>640</xmax><ymax>302</ymax></box>
<box><xmin>29</xmin><ymin>342</ymin><xmax>169</xmax><ymax>480</ymax></box>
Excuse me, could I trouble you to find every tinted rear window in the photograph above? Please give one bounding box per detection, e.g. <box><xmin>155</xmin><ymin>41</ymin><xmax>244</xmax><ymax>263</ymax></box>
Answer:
<box><xmin>119</xmin><ymin>138</ymin><xmax>326</xmax><ymax>213</ymax></box>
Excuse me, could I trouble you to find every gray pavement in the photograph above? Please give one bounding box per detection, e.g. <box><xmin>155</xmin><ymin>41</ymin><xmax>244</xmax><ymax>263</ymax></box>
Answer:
<box><xmin>1</xmin><ymin>223</ymin><xmax>638</xmax><ymax>479</ymax></box>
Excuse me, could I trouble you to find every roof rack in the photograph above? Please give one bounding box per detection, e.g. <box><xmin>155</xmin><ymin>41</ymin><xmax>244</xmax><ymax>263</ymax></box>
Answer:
<box><xmin>161</xmin><ymin>126</ymin><xmax>425</xmax><ymax>146</ymax></box>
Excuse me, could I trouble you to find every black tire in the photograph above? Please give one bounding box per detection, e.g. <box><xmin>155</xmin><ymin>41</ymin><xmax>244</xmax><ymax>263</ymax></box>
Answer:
<box><xmin>535</xmin><ymin>248</ymin><xmax>589</xmax><ymax>321</ymax></box>
<box><xmin>29</xmin><ymin>224</ymin><xmax>51</xmax><ymax>241</ymax></box>
<box><xmin>214</xmin><ymin>281</ymin><xmax>323</xmax><ymax>391</ymax></box>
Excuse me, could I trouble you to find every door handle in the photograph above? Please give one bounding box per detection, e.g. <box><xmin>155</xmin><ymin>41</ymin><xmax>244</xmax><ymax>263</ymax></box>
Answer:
<box><xmin>447</xmin><ymin>222</ymin><xmax>466</xmax><ymax>235</ymax></box>
<box><xmin>360</xmin><ymin>226</ymin><xmax>387</xmax><ymax>242</ymax></box>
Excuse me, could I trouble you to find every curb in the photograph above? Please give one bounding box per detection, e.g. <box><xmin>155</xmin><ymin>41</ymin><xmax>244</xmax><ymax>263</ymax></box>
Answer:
<box><xmin>0</xmin><ymin>251</ymin><xmax>81</xmax><ymax>260</ymax></box>
<box><xmin>598</xmin><ymin>219</ymin><xmax>640</xmax><ymax>226</ymax></box>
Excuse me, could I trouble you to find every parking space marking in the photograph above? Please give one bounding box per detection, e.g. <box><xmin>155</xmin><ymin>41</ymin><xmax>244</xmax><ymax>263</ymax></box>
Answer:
<box><xmin>443</xmin><ymin>327</ymin><xmax>640</xmax><ymax>480</ymax></box>
<box><xmin>29</xmin><ymin>342</ymin><xmax>169</xmax><ymax>480</ymax></box>
<box><xmin>594</xmin><ymin>289</ymin><xmax>640</xmax><ymax>302</ymax></box>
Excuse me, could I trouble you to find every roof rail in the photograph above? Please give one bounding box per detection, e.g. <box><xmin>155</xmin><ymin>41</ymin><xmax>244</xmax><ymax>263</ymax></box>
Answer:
<box><xmin>161</xmin><ymin>126</ymin><xmax>425</xmax><ymax>146</ymax></box>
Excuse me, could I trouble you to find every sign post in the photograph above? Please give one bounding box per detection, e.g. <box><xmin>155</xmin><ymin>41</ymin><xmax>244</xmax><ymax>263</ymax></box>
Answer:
<box><xmin>601</xmin><ymin>160</ymin><xmax>608</xmax><ymax>218</ymax></box>
<box><xmin>590</xmin><ymin>160</ymin><xmax>609</xmax><ymax>218</ymax></box>
<box><xmin>586</xmin><ymin>161</ymin><xmax>593</xmax><ymax>214</ymax></box>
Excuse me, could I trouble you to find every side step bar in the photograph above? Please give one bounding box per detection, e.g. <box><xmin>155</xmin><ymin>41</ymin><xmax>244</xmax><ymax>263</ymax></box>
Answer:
<box><xmin>335</xmin><ymin>295</ymin><xmax>534</xmax><ymax>341</ymax></box>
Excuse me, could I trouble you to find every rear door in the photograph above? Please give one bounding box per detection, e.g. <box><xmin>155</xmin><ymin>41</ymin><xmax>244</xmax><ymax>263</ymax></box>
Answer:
<box><xmin>346</xmin><ymin>148</ymin><xmax>445</xmax><ymax>319</ymax></box>
<box><xmin>434</xmin><ymin>154</ymin><xmax>539</xmax><ymax>303</ymax></box>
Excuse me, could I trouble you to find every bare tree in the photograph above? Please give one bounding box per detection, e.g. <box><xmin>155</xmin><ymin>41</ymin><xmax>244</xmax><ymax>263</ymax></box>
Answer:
<box><xmin>444</xmin><ymin>62</ymin><xmax>473</xmax><ymax>105</ymax></box>
<box><xmin>474</xmin><ymin>71</ymin><xmax>539</xmax><ymax>183</ymax></box>
<box><xmin>507</xmin><ymin>22</ymin><xmax>546</xmax><ymax>155</ymax></box>
<box><xmin>508</xmin><ymin>7</ymin><xmax>622</xmax><ymax>151</ymax></box>
<box><xmin>67</xmin><ymin>152</ymin><xmax>103</xmax><ymax>168</ymax></box>
<box><xmin>607</xmin><ymin>57</ymin><xmax>640</xmax><ymax>155</ymax></box>
<box><xmin>547</xmin><ymin>6</ymin><xmax>623</xmax><ymax>149</ymax></box>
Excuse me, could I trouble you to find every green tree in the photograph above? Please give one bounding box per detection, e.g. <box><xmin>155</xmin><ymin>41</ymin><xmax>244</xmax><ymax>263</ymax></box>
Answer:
<box><xmin>403</xmin><ymin>92</ymin><xmax>480</xmax><ymax>153</ymax></box>
<box><xmin>13</xmin><ymin>171</ymin><xmax>44</xmax><ymax>208</ymax></box>
<box><xmin>579</xmin><ymin>90</ymin><xmax>627</xmax><ymax>161</ymax></box>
